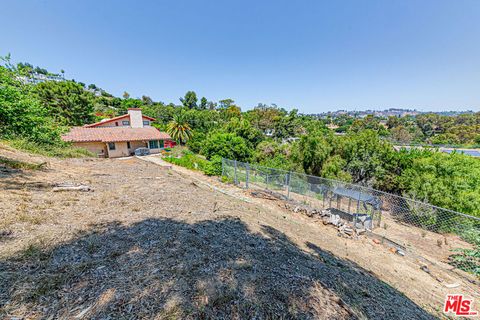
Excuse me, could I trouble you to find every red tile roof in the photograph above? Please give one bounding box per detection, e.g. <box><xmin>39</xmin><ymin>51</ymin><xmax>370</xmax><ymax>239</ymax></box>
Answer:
<box><xmin>84</xmin><ymin>114</ymin><xmax>156</xmax><ymax>127</ymax></box>
<box><xmin>62</xmin><ymin>127</ymin><xmax>171</xmax><ymax>143</ymax></box>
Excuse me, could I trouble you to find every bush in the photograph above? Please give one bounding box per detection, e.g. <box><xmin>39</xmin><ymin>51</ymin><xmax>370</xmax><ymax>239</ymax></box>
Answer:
<box><xmin>449</xmin><ymin>246</ymin><xmax>480</xmax><ymax>277</ymax></box>
<box><xmin>204</xmin><ymin>155</ymin><xmax>222</xmax><ymax>176</ymax></box>
<box><xmin>400</xmin><ymin>152</ymin><xmax>480</xmax><ymax>217</ymax></box>
<box><xmin>186</xmin><ymin>131</ymin><xmax>206</xmax><ymax>154</ymax></box>
<box><xmin>164</xmin><ymin>153</ymin><xmax>208</xmax><ymax>171</ymax></box>
<box><xmin>164</xmin><ymin>153</ymin><xmax>223</xmax><ymax>177</ymax></box>
<box><xmin>0</xmin><ymin>66</ymin><xmax>63</xmax><ymax>145</ymax></box>
<box><xmin>202</xmin><ymin>132</ymin><xmax>252</xmax><ymax>162</ymax></box>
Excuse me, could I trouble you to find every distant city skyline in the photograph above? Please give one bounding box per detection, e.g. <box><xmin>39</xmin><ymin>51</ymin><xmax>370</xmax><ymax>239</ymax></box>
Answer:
<box><xmin>1</xmin><ymin>1</ymin><xmax>480</xmax><ymax>113</ymax></box>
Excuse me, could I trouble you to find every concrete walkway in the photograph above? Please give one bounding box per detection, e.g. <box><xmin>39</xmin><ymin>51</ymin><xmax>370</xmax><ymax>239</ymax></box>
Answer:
<box><xmin>135</xmin><ymin>154</ymin><xmax>173</xmax><ymax>169</ymax></box>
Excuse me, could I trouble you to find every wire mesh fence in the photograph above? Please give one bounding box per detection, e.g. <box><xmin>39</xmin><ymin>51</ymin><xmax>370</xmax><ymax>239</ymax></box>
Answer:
<box><xmin>222</xmin><ymin>158</ymin><xmax>480</xmax><ymax>278</ymax></box>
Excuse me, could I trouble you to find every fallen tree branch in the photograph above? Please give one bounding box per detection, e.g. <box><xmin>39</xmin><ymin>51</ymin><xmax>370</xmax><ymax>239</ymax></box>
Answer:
<box><xmin>52</xmin><ymin>185</ymin><xmax>93</xmax><ymax>192</ymax></box>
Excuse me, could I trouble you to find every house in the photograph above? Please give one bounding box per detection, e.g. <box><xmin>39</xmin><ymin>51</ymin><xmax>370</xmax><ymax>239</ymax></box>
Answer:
<box><xmin>62</xmin><ymin>108</ymin><xmax>175</xmax><ymax>158</ymax></box>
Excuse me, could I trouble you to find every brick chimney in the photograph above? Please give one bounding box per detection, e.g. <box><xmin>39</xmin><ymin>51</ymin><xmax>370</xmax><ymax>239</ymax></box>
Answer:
<box><xmin>127</xmin><ymin>108</ymin><xmax>143</xmax><ymax>128</ymax></box>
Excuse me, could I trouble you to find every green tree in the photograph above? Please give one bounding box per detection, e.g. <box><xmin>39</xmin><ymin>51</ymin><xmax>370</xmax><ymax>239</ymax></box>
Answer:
<box><xmin>273</xmin><ymin>109</ymin><xmax>298</xmax><ymax>139</ymax></box>
<box><xmin>223</xmin><ymin>118</ymin><xmax>263</xmax><ymax>148</ymax></box>
<box><xmin>245</xmin><ymin>103</ymin><xmax>284</xmax><ymax>132</ymax></box>
<box><xmin>218</xmin><ymin>98</ymin><xmax>234</xmax><ymax>109</ymax></box>
<box><xmin>142</xmin><ymin>102</ymin><xmax>175</xmax><ymax>127</ymax></box>
<box><xmin>207</xmin><ymin>100</ymin><xmax>217</xmax><ymax>110</ymax></box>
<box><xmin>167</xmin><ymin>112</ymin><xmax>193</xmax><ymax>144</ymax></box>
<box><xmin>141</xmin><ymin>95</ymin><xmax>153</xmax><ymax>105</ymax></box>
<box><xmin>338</xmin><ymin>130</ymin><xmax>395</xmax><ymax>185</ymax></box>
<box><xmin>220</xmin><ymin>105</ymin><xmax>242</xmax><ymax>120</ymax></box>
<box><xmin>349</xmin><ymin>115</ymin><xmax>389</xmax><ymax>136</ymax></box>
<box><xmin>0</xmin><ymin>65</ymin><xmax>62</xmax><ymax>144</ymax></box>
<box><xmin>390</xmin><ymin>125</ymin><xmax>414</xmax><ymax>143</ymax></box>
<box><xmin>199</xmin><ymin>97</ymin><xmax>208</xmax><ymax>110</ymax></box>
<box><xmin>180</xmin><ymin>91</ymin><xmax>198</xmax><ymax>109</ymax></box>
<box><xmin>186</xmin><ymin>130</ymin><xmax>206</xmax><ymax>154</ymax></box>
<box><xmin>290</xmin><ymin>131</ymin><xmax>333</xmax><ymax>176</ymax></box>
<box><xmin>183</xmin><ymin>108</ymin><xmax>222</xmax><ymax>133</ymax></box>
<box><xmin>34</xmin><ymin>80</ymin><xmax>95</xmax><ymax>126</ymax></box>
<box><xmin>254</xmin><ymin>140</ymin><xmax>291</xmax><ymax>170</ymax></box>
<box><xmin>320</xmin><ymin>155</ymin><xmax>352</xmax><ymax>182</ymax></box>
<box><xmin>202</xmin><ymin>133</ymin><xmax>252</xmax><ymax>161</ymax></box>
<box><xmin>400</xmin><ymin>152</ymin><xmax>480</xmax><ymax>217</ymax></box>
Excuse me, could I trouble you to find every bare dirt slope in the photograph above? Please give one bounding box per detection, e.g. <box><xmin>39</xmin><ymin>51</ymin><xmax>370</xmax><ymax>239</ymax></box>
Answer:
<box><xmin>0</xmin><ymin>151</ymin><xmax>448</xmax><ymax>319</ymax></box>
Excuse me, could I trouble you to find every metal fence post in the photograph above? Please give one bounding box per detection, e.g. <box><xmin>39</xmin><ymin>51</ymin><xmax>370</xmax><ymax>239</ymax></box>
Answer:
<box><xmin>377</xmin><ymin>206</ymin><xmax>382</xmax><ymax>228</ymax></box>
<box><xmin>234</xmin><ymin>160</ymin><xmax>238</xmax><ymax>185</ymax></box>
<box><xmin>286</xmin><ymin>172</ymin><xmax>290</xmax><ymax>199</ymax></box>
<box><xmin>355</xmin><ymin>189</ymin><xmax>361</xmax><ymax>229</ymax></box>
<box><xmin>221</xmin><ymin>158</ymin><xmax>225</xmax><ymax>178</ymax></box>
<box><xmin>215</xmin><ymin>158</ymin><xmax>480</xmax><ymax>277</ymax></box>
<box><xmin>356</xmin><ymin>192</ymin><xmax>361</xmax><ymax>214</ymax></box>
<box><xmin>323</xmin><ymin>190</ymin><xmax>326</xmax><ymax>208</ymax></box>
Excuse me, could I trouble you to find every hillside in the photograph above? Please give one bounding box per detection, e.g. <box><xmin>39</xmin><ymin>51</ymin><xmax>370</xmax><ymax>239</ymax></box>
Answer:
<box><xmin>2</xmin><ymin>147</ymin><xmax>478</xmax><ymax>319</ymax></box>
<box><xmin>2</xmin><ymin>58</ymin><xmax>480</xmax><ymax>218</ymax></box>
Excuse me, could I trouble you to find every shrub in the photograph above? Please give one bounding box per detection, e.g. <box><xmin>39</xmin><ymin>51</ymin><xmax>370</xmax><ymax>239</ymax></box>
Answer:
<box><xmin>164</xmin><ymin>153</ymin><xmax>223</xmax><ymax>177</ymax></box>
<box><xmin>400</xmin><ymin>152</ymin><xmax>480</xmax><ymax>218</ymax></box>
<box><xmin>204</xmin><ymin>155</ymin><xmax>222</xmax><ymax>176</ymax></box>
<box><xmin>164</xmin><ymin>154</ymin><xmax>208</xmax><ymax>171</ymax></box>
<box><xmin>186</xmin><ymin>131</ymin><xmax>206</xmax><ymax>154</ymax></box>
<box><xmin>449</xmin><ymin>246</ymin><xmax>480</xmax><ymax>277</ymax></box>
<box><xmin>0</xmin><ymin>66</ymin><xmax>63</xmax><ymax>145</ymax></box>
<box><xmin>202</xmin><ymin>132</ymin><xmax>252</xmax><ymax>162</ymax></box>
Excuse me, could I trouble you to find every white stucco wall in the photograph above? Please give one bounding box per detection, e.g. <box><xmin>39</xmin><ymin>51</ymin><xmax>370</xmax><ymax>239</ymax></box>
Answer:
<box><xmin>95</xmin><ymin>117</ymin><xmax>131</xmax><ymax>127</ymax></box>
<box><xmin>107</xmin><ymin>142</ymin><xmax>129</xmax><ymax>158</ymax></box>
<box><xmin>74</xmin><ymin>142</ymin><xmax>107</xmax><ymax>157</ymax></box>
<box><xmin>128</xmin><ymin>109</ymin><xmax>144</xmax><ymax>128</ymax></box>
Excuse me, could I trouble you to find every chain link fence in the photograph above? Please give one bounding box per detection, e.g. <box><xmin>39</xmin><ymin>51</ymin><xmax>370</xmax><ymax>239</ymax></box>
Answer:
<box><xmin>222</xmin><ymin>158</ymin><xmax>480</xmax><ymax>278</ymax></box>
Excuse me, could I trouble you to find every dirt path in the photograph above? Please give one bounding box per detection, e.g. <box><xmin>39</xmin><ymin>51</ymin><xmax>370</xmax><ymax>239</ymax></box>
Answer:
<box><xmin>0</xmin><ymin>153</ymin><xmax>468</xmax><ymax>319</ymax></box>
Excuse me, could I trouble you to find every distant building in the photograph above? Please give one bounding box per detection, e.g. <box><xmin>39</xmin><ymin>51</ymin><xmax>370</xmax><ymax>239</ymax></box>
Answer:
<box><xmin>309</xmin><ymin>108</ymin><xmax>424</xmax><ymax>119</ymax></box>
<box><xmin>16</xmin><ymin>73</ymin><xmax>64</xmax><ymax>85</ymax></box>
<box><xmin>264</xmin><ymin>129</ymin><xmax>275</xmax><ymax>137</ymax></box>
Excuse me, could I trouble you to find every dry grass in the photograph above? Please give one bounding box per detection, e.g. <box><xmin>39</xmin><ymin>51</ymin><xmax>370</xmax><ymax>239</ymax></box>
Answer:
<box><xmin>0</xmin><ymin>156</ymin><xmax>46</xmax><ymax>171</ymax></box>
<box><xmin>0</xmin><ymin>150</ymin><xmax>462</xmax><ymax>319</ymax></box>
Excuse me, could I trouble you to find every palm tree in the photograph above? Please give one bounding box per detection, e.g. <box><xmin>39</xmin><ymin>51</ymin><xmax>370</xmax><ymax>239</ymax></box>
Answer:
<box><xmin>167</xmin><ymin>113</ymin><xmax>193</xmax><ymax>144</ymax></box>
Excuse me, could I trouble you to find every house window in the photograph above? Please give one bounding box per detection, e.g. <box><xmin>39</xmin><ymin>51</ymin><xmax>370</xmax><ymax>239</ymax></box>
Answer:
<box><xmin>127</xmin><ymin>141</ymin><xmax>131</xmax><ymax>149</ymax></box>
<box><xmin>122</xmin><ymin>120</ymin><xmax>130</xmax><ymax>126</ymax></box>
<box><xmin>159</xmin><ymin>140</ymin><xmax>164</xmax><ymax>148</ymax></box>
<box><xmin>148</xmin><ymin>140</ymin><xmax>158</xmax><ymax>149</ymax></box>
<box><xmin>143</xmin><ymin>120</ymin><xmax>150</xmax><ymax>126</ymax></box>
<box><xmin>108</xmin><ymin>142</ymin><xmax>116</xmax><ymax>150</ymax></box>
<box><xmin>115</xmin><ymin>122</ymin><xmax>119</xmax><ymax>126</ymax></box>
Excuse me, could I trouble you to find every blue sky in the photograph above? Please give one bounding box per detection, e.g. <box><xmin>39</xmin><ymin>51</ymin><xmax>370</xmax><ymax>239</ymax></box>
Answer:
<box><xmin>1</xmin><ymin>0</ymin><xmax>479</xmax><ymax>113</ymax></box>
